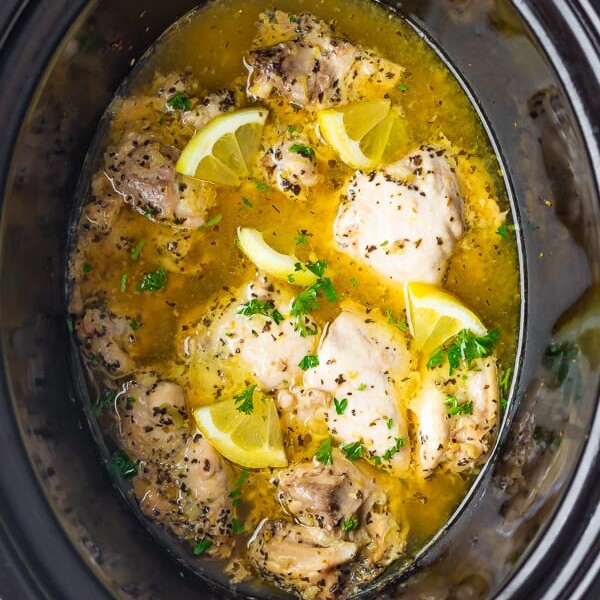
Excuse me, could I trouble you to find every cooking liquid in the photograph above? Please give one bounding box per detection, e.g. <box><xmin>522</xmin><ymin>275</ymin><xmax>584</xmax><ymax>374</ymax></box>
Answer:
<box><xmin>70</xmin><ymin>0</ymin><xmax>520</xmax><ymax>592</ymax></box>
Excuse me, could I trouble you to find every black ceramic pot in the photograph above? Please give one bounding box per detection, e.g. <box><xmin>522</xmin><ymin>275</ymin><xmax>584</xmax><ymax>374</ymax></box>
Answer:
<box><xmin>0</xmin><ymin>1</ymin><xmax>599</xmax><ymax>599</ymax></box>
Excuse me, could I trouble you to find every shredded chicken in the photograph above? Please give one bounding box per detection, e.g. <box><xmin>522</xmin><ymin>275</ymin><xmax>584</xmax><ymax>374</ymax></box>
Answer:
<box><xmin>246</xmin><ymin>11</ymin><xmax>403</xmax><ymax>110</ymax></box>
<box><xmin>335</xmin><ymin>145</ymin><xmax>465</xmax><ymax>285</ymax></box>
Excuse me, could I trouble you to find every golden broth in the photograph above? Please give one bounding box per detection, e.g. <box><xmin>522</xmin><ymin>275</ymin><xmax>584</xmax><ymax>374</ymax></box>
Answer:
<box><xmin>71</xmin><ymin>0</ymin><xmax>520</xmax><ymax>583</ymax></box>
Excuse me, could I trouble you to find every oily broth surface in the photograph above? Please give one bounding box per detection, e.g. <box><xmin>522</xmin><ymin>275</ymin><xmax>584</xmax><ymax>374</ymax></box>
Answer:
<box><xmin>72</xmin><ymin>0</ymin><xmax>519</xmax><ymax>578</ymax></box>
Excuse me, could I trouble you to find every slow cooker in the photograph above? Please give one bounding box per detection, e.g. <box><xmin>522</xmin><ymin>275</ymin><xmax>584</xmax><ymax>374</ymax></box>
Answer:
<box><xmin>0</xmin><ymin>0</ymin><xmax>599</xmax><ymax>598</ymax></box>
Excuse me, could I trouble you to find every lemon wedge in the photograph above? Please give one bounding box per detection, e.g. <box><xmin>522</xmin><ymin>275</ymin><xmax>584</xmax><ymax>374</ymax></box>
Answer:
<box><xmin>193</xmin><ymin>393</ymin><xmax>287</xmax><ymax>469</ymax></box>
<box><xmin>405</xmin><ymin>282</ymin><xmax>487</xmax><ymax>357</ymax></box>
<box><xmin>176</xmin><ymin>108</ymin><xmax>268</xmax><ymax>186</ymax></box>
<box><xmin>237</xmin><ymin>227</ymin><xmax>317</xmax><ymax>286</ymax></box>
<box><xmin>318</xmin><ymin>100</ymin><xmax>406</xmax><ymax>169</ymax></box>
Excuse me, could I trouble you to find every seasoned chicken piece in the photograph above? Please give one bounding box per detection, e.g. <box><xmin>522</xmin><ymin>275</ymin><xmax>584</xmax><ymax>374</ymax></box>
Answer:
<box><xmin>75</xmin><ymin>306</ymin><xmax>137</xmax><ymax>377</ymax></box>
<box><xmin>246</xmin><ymin>11</ymin><xmax>403</xmax><ymax>110</ymax></box>
<box><xmin>262</xmin><ymin>135</ymin><xmax>319</xmax><ymax>196</ymax></box>
<box><xmin>118</xmin><ymin>375</ymin><xmax>234</xmax><ymax>557</ymax></box>
<box><xmin>410</xmin><ymin>358</ymin><xmax>499</xmax><ymax>473</ymax></box>
<box><xmin>277</xmin><ymin>385</ymin><xmax>330</xmax><ymax>432</ymax></box>
<box><xmin>302</xmin><ymin>305</ymin><xmax>413</xmax><ymax>471</ymax></box>
<box><xmin>104</xmin><ymin>131</ymin><xmax>216</xmax><ymax>229</ymax></box>
<box><xmin>249</xmin><ymin>520</ymin><xmax>357</xmax><ymax>599</ymax></box>
<box><xmin>181</xmin><ymin>88</ymin><xmax>240</xmax><ymax>131</ymax></box>
<box><xmin>80</xmin><ymin>171</ymin><xmax>123</xmax><ymax>235</ymax></box>
<box><xmin>192</xmin><ymin>276</ymin><xmax>317</xmax><ymax>391</ymax></box>
<box><xmin>250</xmin><ymin>451</ymin><xmax>405</xmax><ymax>598</ymax></box>
<box><xmin>335</xmin><ymin>145</ymin><xmax>465</xmax><ymax>285</ymax></box>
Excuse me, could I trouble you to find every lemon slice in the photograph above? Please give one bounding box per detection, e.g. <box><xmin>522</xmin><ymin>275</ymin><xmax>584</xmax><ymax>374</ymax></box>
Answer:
<box><xmin>193</xmin><ymin>394</ymin><xmax>288</xmax><ymax>469</ymax></box>
<box><xmin>318</xmin><ymin>100</ymin><xmax>406</xmax><ymax>170</ymax></box>
<box><xmin>405</xmin><ymin>282</ymin><xmax>487</xmax><ymax>357</ymax></box>
<box><xmin>237</xmin><ymin>227</ymin><xmax>317</xmax><ymax>286</ymax></box>
<box><xmin>176</xmin><ymin>108</ymin><xmax>268</xmax><ymax>186</ymax></box>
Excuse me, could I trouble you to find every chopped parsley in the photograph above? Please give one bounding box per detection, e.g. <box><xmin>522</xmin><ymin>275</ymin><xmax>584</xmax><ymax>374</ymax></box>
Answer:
<box><xmin>341</xmin><ymin>441</ymin><xmax>363</xmax><ymax>462</ymax></box>
<box><xmin>241</xmin><ymin>196</ymin><xmax>253</xmax><ymax>208</ymax></box>
<box><xmin>298</xmin><ymin>354</ymin><xmax>319</xmax><ymax>370</ymax></box>
<box><xmin>444</xmin><ymin>396</ymin><xmax>474</xmax><ymax>416</ymax></box>
<box><xmin>167</xmin><ymin>91</ymin><xmax>191</xmax><ymax>111</ymax></box>
<box><xmin>385</xmin><ymin>308</ymin><xmax>408</xmax><ymax>331</ymax></box>
<box><xmin>228</xmin><ymin>468</ymin><xmax>249</xmax><ymax>507</ymax></box>
<box><xmin>92</xmin><ymin>389</ymin><xmax>116</xmax><ymax>416</ymax></box>
<box><xmin>496</xmin><ymin>223</ymin><xmax>516</xmax><ymax>238</ymax></box>
<box><xmin>83</xmin><ymin>262</ymin><xmax>93</xmax><ymax>273</ymax></box>
<box><xmin>289</xmin><ymin>14</ymin><xmax>296</xmax><ymax>22</ymax></box>
<box><xmin>386</xmin><ymin>418</ymin><xmax>393</xmax><ymax>429</ymax></box>
<box><xmin>289</xmin><ymin>144</ymin><xmax>315</xmax><ymax>159</ymax></box>
<box><xmin>231</xmin><ymin>519</ymin><xmax>245</xmax><ymax>534</ymax></box>
<box><xmin>315</xmin><ymin>436</ymin><xmax>333</xmax><ymax>465</ymax></box>
<box><xmin>334</xmin><ymin>397</ymin><xmax>348</xmax><ymax>415</ymax></box>
<box><xmin>233</xmin><ymin>385</ymin><xmax>256</xmax><ymax>415</ymax></box>
<box><xmin>237</xmin><ymin>299</ymin><xmax>283</xmax><ymax>324</ymax></box>
<box><xmin>287</xmin><ymin>124</ymin><xmax>298</xmax><ymax>134</ymax></box>
<box><xmin>198</xmin><ymin>214</ymin><xmax>222</xmax><ymax>231</ymax></box>
<box><xmin>119</xmin><ymin>273</ymin><xmax>128</xmax><ymax>293</ymax></box>
<box><xmin>305</xmin><ymin>260</ymin><xmax>327</xmax><ymax>277</ymax></box>
<box><xmin>357</xmin><ymin>383</ymin><xmax>367</xmax><ymax>391</ymax></box>
<box><xmin>398</xmin><ymin>83</ymin><xmax>409</xmax><ymax>92</ymax></box>
<box><xmin>192</xmin><ymin>539</ymin><xmax>212</xmax><ymax>555</ymax></box>
<box><xmin>350</xmin><ymin>277</ymin><xmax>358</xmax><ymax>287</ymax></box>
<box><xmin>252</xmin><ymin>178</ymin><xmax>270</xmax><ymax>193</ymax></box>
<box><xmin>108</xmin><ymin>451</ymin><xmax>137</xmax><ymax>479</ymax></box>
<box><xmin>380</xmin><ymin>240</ymin><xmax>389</xmax><ymax>247</ymax></box>
<box><xmin>500</xmin><ymin>367</ymin><xmax>512</xmax><ymax>392</ymax></box>
<box><xmin>137</xmin><ymin>268</ymin><xmax>166</xmax><ymax>292</ymax></box>
<box><xmin>382</xmin><ymin>437</ymin><xmax>405</xmax><ymax>461</ymax></box>
<box><xmin>500</xmin><ymin>397</ymin><xmax>508</xmax><ymax>411</ymax></box>
<box><xmin>342</xmin><ymin>518</ymin><xmax>359</xmax><ymax>532</ymax></box>
<box><xmin>427</xmin><ymin>329</ymin><xmax>500</xmax><ymax>375</ymax></box>
<box><xmin>131</xmin><ymin>239</ymin><xmax>145</xmax><ymax>260</ymax></box>
<box><xmin>295</xmin><ymin>229</ymin><xmax>308</xmax><ymax>245</ymax></box>
<box><xmin>129</xmin><ymin>319</ymin><xmax>142</xmax><ymax>331</ymax></box>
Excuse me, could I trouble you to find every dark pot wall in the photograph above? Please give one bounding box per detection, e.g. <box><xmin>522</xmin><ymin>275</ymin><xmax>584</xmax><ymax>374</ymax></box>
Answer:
<box><xmin>0</xmin><ymin>1</ymin><xmax>598</xmax><ymax>599</ymax></box>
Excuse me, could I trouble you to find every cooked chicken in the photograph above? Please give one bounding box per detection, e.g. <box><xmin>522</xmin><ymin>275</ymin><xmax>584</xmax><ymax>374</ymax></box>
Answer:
<box><xmin>249</xmin><ymin>451</ymin><xmax>405</xmax><ymax>598</ymax></box>
<box><xmin>80</xmin><ymin>171</ymin><xmax>123</xmax><ymax>235</ymax></box>
<box><xmin>246</xmin><ymin>11</ymin><xmax>403</xmax><ymax>110</ymax></box>
<box><xmin>262</xmin><ymin>135</ymin><xmax>319</xmax><ymax>196</ymax></box>
<box><xmin>192</xmin><ymin>276</ymin><xmax>318</xmax><ymax>391</ymax></box>
<box><xmin>181</xmin><ymin>88</ymin><xmax>240</xmax><ymax>131</ymax></box>
<box><xmin>335</xmin><ymin>145</ymin><xmax>465</xmax><ymax>285</ymax></box>
<box><xmin>119</xmin><ymin>375</ymin><xmax>234</xmax><ymax>557</ymax></box>
<box><xmin>75</xmin><ymin>306</ymin><xmax>137</xmax><ymax>377</ymax></box>
<box><xmin>104</xmin><ymin>130</ymin><xmax>216</xmax><ymax>229</ymax></box>
<box><xmin>410</xmin><ymin>358</ymin><xmax>499</xmax><ymax>473</ymax></box>
<box><xmin>302</xmin><ymin>305</ymin><xmax>413</xmax><ymax>471</ymax></box>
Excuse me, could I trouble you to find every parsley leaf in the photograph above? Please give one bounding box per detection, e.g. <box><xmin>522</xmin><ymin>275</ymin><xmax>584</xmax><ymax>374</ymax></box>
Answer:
<box><xmin>137</xmin><ymin>268</ymin><xmax>166</xmax><ymax>292</ymax></box>
<box><xmin>241</xmin><ymin>196</ymin><xmax>253</xmax><ymax>208</ymax></box>
<box><xmin>92</xmin><ymin>389</ymin><xmax>116</xmax><ymax>416</ymax></box>
<box><xmin>289</xmin><ymin>144</ymin><xmax>315</xmax><ymax>159</ymax></box>
<box><xmin>287</xmin><ymin>124</ymin><xmax>298</xmax><ymax>134</ymax></box>
<box><xmin>305</xmin><ymin>260</ymin><xmax>327</xmax><ymax>277</ymax></box>
<box><xmin>342</xmin><ymin>518</ymin><xmax>359</xmax><ymax>532</ymax></box>
<box><xmin>198</xmin><ymin>214</ymin><xmax>222</xmax><ymax>231</ymax></box>
<box><xmin>385</xmin><ymin>308</ymin><xmax>408</xmax><ymax>331</ymax></box>
<box><xmin>252</xmin><ymin>178</ymin><xmax>270</xmax><ymax>193</ymax></box>
<box><xmin>129</xmin><ymin>319</ymin><xmax>142</xmax><ymax>331</ymax></box>
<box><xmin>238</xmin><ymin>299</ymin><xmax>273</xmax><ymax>318</ymax></box>
<box><xmin>167</xmin><ymin>91</ymin><xmax>191</xmax><ymax>111</ymax></box>
<box><xmin>334</xmin><ymin>397</ymin><xmax>348</xmax><ymax>415</ymax></box>
<box><xmin>398</xmin><ymin>83</ymin><xmax>409</xmax><ymax>92</ymax></box>
<box><xmin>108</xmin><ymin>451</ymin><xmax>137</xmax><ymax>479</ymax></box>
<box><xmin>233</xmin><ymin>385</ymin><xmax>256</xmax><ymax>415</ymax></box>
<box><xmin>295</xmin><ymin>230</ymin><xmax>308</xmax><ymax>245</ymax></box>
<box><xmin>496</xmin><ymin>223</ymin><xmax>516</xmax><ymax>238</ymax></box>
<box><xmin>131</xmin><ymin>239</ymin><xmax>145</xmax><ymax>260</ymax></box>
<box><xmin>382</xmin><ymin>437</ymin><xmax>405</xmax><ymax>461</ymax></box>
<box><xmin>427</xmin><ymin>329</ymin><xmax>500</xmax><ymax>375</ymax></box>
<box><xmin>271</xmin><ymin>308</ymin><xmax>284</xmax><ymax>325</ymax></box>
<box><xmin>298</xmin><ymin>354</ymin><xmax>319</xmax><ymax>370</ymax></box>
<box><xmin>231</xmin><ymin>519</ymin><xmax>245</xmax><ymax>534</ymax></box>
<box><xmin>119</xmin><ymin>273</ymin><xmax>128</xmax><ymax>293</ymax></box>
<box><xmin>386</xmin><ymin>418</ymin><xmax>393</xmax><ymax>429</ymax></box>
<box><xmin>500</xmin><ymin>367</ymin><xmax>512</xmax><ymax>392</ymax></box>
<box><xmin>315</xmin><ymin>436</ymin><xmax>333</xmax><ymax>465</ymax></box>
<box><xmin>83</xmin><ymin>262</ymin><xmax>93</xmax><ymax>273</ymax></box>
<box><xmin>341</xmin><ymin>441</ymin><xmax>363</xmax><ymax>462</ymax></box>
<box><xmin>357</xmin><ymin>383</ymin><xmax>367</xmax><ymax>391</ymax></box>
<box><xmin>444</xmin><ymin>396</ymin><xmax>473</xmax><ymax>416</ymax></box>
<box><xmin>193</xmin><ymin>539</ymin><xmax>212</xmax><ymax>555</ymax></box>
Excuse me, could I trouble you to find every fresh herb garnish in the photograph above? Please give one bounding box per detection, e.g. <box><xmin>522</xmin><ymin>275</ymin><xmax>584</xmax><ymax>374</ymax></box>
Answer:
<box><xmin>271</xmin><ymin>308</ymin><xmax>284</xmax><ymax>325</ymax></box>
<box><xmin>137</xmin><ymin>267</ymin><xmax>166</xmax><ymax>292</ymax></box>
<box><xmin>233</xmin><ymin>385</ymin><xmax>256</xmax><ymax>415</ymax></box>
<box><xmin>241</xmin><ymin>196</ymin><xmax>253</xmax><ymax>208</ymax></box>
<box><xmin>385</xmin><ymin>308</ymin><xmax>408</xmax><ymax>331</ymax></box>
<box><xmin>83</xmin><ymin>262</ymin><xmax>93</xmax><ymax>273</ymax></box>
<box><xmin>287</xmin><ymin>124</ymin><xmax>298</xmax><ymax>134</ymax></box>
<box><xmin>305</xmin><ymin>260</ymin><xmax>327</xmax><ymax>278</ymax></box>
<box><xmin>427</xmin><ymin>329</ymin><xmax>500</xmax><ymax>375</ymax></box>
<box><xmin>386</xmin><ymin>418</ymin><xmax>393</xmax><ymax>429</ymax></box>
<box><xmin>192</xmin><ymin>539</ymin><xmax>212</xmax><ymax>555</ymax></box>
<box><xmin>500</xmin><ymin>397</ymin><xmax>508</xmax><ymax>411</ymax></box>
<box><xmin>298</xmin><ymin>354</ymin><xmax>319</xmax><ymax>370</ymax></box>
<box><xmin>238</xmin><ymin>299</ymin><xmax>284</xmax><ymax>324</ymax></box>
<box><xmin>350</xmin><ymin>277</ymin><xmax>358</xmax><ymax>287</ymax></box>
<box><xmin>315</xmin><ymin>436</ymin><xmax>333</xmax><ymax>465</ymax></box>
<box><xmin>252</xmin><ymin>178</ymin><xmax>270</xmax><ymax>193</ymax></box>
<box><xmin>131</xmin><ymin>239</ymin><xmax>145</xmax><ymax>260</ymax></box>
<box><xmin>382</xmin><ymin>437</ymin><xmax>405</xmax><ymax>461</ymax></box>
<box><xmin>357</xmin><ymin>383</ymin><xmax>367</xmax><ymax>391</ymax></box>
<box><xmin>289</xmin><ymin>144</ymin><xmax>315</xmax><ymax>159</ymax></box>
<box><xmin>444</xmin><ymin>396</ymin><xmax>473</xmax><ymax>416</ymax></box>
<box><xmin>342</xmin><ymin>518</ymin><xmax>359</xmax><ymax>532</ymax></box>
<box><xmin>108</xmin><ymin>451</ymin><xmax>137</xmax><ymax>479</ymax></box>
<box><xmin>289</xmin><ymin>14</ymin><xmax>296</xmax><ymax>22</ymax></box>
<box><xmin>295</xmin><ymin>229</ymin><xmax>308</xmax><ymax>245</ymax></box>
<box><xmin>198</xmin><ymin>214</ymin><xmax>222</xmax><ymax>231</ymax></box>
<box><xmin>119</xmin><ymin>273</ymin><xmax>128</xmax><ymax>293</ymax></box>
<box><xmin>231</xmin><ymin>519</ymin><xmax>245</xmax><ymax>534</ymax></box>
<box><xmin>92</xmin><ymin>389</ymin><xmax>116</xmax><ymax>416</ymax></box>
<box><xmin>334</xmin><ymin>397</ymin><xmax>348</xmax><ymax>415</ymax></box>
<box><xmin>228</xmin><ymin>468</ymin><xmax>249</xmax><ymax>507</ymax></box>
<box><xmin>398</xmin><ymin>83</ymin><xmax>409</xmax><ymax>92</ymax></box>
<box><xmin>500</xmin><ymin>367</ymin><xmax>512</xmax><ymax>392</ymax></box>
<box><xmin>341</xmin><ymin>441</ymin><xmax>363</xmax><ymax>462</ymax></box>
<box><xmin>129</xmin><ymin>319</ymin><xmax>142</xmax><ymax>331</ymax></box>
<box><xmin>167</xmin><ymin>91</ymin><xmax>192</xmax><ymax>111</ymax></box>
<box><xmin>496</xmin><ymin>223</ymin><xmax>516</xmax><ymax>238</ymax></box>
